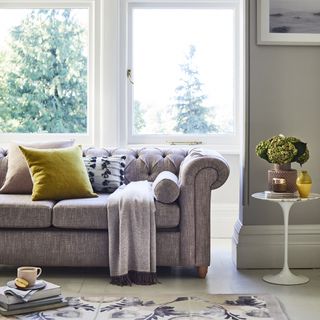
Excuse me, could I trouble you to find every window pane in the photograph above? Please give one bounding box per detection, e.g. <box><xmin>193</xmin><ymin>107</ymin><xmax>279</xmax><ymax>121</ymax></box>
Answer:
<box><xmin>0</xmin><ymin>8</ymin><xmax>88</xmax><ymax>133</ymax></box>
<box><xmin>132</xmin><ymin>8</ymin><xmax>235</xmax><ymax>135</ymax></box>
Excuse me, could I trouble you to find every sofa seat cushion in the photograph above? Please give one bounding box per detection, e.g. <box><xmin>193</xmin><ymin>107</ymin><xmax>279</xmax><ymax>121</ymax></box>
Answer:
<box><xmin>53</xmin><ymin>194</ymin><xmax>110</xmax><ymax>229</ymax></box>
<box><xmin>155</xmin><ymin>201</ymin><xmax>180</xmax><ymax>228</ymax></box>
<box><xmin>52</xmin><ymin>195</ymin><xmax>180</xmax><ymax>230</ymax></box>
<box><xmin>0</xmin><ymin>194</ymin><xmax>54</xmax><ymax>228</ymax></box>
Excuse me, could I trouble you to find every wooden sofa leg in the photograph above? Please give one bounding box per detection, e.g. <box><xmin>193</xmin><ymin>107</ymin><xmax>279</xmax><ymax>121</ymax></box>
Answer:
<box><xmin>197</xmin><ymin>266</ymin><xmax>208</xmax><ymax>279</ymax></box>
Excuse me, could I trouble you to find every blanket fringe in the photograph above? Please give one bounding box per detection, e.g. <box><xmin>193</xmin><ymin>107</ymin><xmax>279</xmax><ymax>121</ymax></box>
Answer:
<box><xmin>111</xmin><ymin>271</ymin><xmax>158</xmax><ymax>286</ymax></box>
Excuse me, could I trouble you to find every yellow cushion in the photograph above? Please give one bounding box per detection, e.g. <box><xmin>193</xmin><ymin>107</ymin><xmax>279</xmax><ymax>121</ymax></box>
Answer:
<box><xmin>19</xmin><ymin>145</ymin><xmax>97</xmax><ymax>201</ymax></box>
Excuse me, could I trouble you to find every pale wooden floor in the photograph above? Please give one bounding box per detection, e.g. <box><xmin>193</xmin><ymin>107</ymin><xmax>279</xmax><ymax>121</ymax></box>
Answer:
<box><xmin>1</xmin><ymin>239</ymin><xmax>319</xmax><ymax>320</ymax></box>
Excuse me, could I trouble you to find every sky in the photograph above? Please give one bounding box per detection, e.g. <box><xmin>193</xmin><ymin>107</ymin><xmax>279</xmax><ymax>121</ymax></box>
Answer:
<box><xmin>0</xmin><ymin>9</ymin><xmax>88</xmax><ymax>50</ymax></box>
<box><xmin>0</xmin><ymin>9</ymin><xmax>25</xmax><ymax>48</ymax></box>
<box><xmin>270</xmin><ymin>0</ymin><xmax>320</xmax><ymax>12</ymax></box>
<box><xmin>132</xmin><ymin>8</ymin><xmax>235</xmax><ymax>134</ymax></box>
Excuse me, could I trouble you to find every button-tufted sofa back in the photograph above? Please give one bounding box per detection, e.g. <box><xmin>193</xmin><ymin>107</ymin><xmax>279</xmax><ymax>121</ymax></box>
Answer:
<box><xmin>84</xmin><ymin>147</ymin><xmax>188</xmax><ymax>184</ymax></box>
<box><xmin>0</xmin><ymin>147</ymin><xmax>188</xmax><ymax>187</ymax></box>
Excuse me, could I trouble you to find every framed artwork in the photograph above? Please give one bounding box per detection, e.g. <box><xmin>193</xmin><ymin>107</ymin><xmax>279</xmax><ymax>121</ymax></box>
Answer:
<box><xmin>258</xmin><ymin>0</ymin><xmax>320</xmax><ymax>45</ymax></box>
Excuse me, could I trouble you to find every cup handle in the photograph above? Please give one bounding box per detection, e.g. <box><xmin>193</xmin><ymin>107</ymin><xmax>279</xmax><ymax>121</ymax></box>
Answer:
<box><xmin>36</xmin><ymin>267</ymin><xmax>42</xmax><ymax>278</ymax></box>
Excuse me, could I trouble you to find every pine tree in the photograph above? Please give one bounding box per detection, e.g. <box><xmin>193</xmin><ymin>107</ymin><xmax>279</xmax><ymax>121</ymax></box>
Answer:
<box><xmin>1</xmin><ymin>9</ymin><xmax>87</xmax><ymax>133</ymax></box>
<box><xmin>133</xmin><ymin>100</ymin><xmax>146</xmax><ymax>133</ymax></box>
<box><xmin>173</xmin><ymin>45</ymin><xmax>217</xmax><ymax>134</ymax></box>
<box><xmin>0</xmin><ymin>52</ymin><xmax>13</xmax><ymax>132</ymax></box>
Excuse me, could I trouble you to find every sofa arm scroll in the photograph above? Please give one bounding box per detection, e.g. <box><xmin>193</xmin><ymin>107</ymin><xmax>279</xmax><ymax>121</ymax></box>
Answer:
<box><xmin>179</xmin><ymin>149</ymin><xmax>230</xmax><ymax>189</ymax></box>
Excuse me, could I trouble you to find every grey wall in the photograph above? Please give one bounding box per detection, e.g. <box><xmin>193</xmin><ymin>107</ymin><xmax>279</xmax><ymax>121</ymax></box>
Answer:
<box><xmin>243</xmin><ymin>0</ymin><xmax>320</xmax><ymax>225</ymax></box>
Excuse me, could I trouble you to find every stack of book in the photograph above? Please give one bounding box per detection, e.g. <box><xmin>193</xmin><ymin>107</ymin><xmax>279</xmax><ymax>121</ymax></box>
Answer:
<box><xmin>265</xmin><ymin>191</ymin><xmax>298</xmax><ymax>199</ymax></box>
<box><xmin>0</xmin><ymin>281</ymin><xmax>67</xmax><ymax>316</ymax></box>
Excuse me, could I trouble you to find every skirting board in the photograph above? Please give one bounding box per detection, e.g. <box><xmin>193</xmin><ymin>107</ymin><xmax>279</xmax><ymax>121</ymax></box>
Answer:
<box><xmin>211</xmin><ymin>204</ymin><xmax>238</xmax><ymax>239</ymax></box>
<box><xmin>233</xmin><ymin>219</ymin><xmax>320</xmax><ymax>268</ymax></box>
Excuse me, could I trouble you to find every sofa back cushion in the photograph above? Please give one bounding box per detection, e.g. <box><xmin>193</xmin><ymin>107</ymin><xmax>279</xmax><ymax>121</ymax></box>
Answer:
<box><xmin>84</xmin><ymin>147</ymin><xmax>188</xmax><ymax>184</ymax></box>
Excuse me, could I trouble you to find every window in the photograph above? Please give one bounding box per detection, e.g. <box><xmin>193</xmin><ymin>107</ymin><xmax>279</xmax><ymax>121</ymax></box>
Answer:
<box><xmin>121</xmin><ymin>1</ymin><xmax>242</xmax><ymax>149</ymax></box>
<box><xmin>0</xmin><ymin>1</ymin><xmax>95</xmax><ymax>144</ymax></box>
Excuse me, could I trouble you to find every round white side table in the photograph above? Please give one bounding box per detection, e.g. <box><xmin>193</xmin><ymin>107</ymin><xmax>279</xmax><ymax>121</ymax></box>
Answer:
<box><xmin>252</xmin><ymin>192</ymin><xmax>320</xmax><ymax>285</ymax></box>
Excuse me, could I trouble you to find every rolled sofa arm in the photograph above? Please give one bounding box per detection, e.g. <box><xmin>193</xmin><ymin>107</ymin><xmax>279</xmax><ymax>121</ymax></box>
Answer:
<box><xmin>179</xmin><ymin>149</ymin><xmax>230</xmax><ymax>188</ymax></box>
<box><xmin>178</xmin><ymin>148</ymin><xmax>230</xmax><ymax>267</ymax></box>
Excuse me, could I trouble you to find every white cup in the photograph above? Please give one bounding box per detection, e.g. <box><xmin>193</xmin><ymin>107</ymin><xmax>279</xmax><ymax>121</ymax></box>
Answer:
<box><xmin>17</xmin><ymin>266</ymin><xmax>42</xmax><ymax>286</ymax></box>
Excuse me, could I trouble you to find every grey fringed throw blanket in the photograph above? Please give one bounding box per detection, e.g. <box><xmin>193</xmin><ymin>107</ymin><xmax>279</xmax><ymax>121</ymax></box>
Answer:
<box><xmin>107</xmin><ymin>181</ymin><xmax>157</xmax><ymax>286</ymax></box>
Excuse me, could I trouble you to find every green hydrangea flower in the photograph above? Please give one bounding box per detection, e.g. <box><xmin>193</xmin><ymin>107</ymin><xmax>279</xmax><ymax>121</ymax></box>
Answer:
<box><xmin>255</xmin><ymin>140</ymin><xmax>270</xmax><ymax>161</ymax></box>
<box><xmin>297</xmin><ymin>148</ymin><xmax>309</xmax><ymax>165</ymax></box>
<box><xmin>255</xmin><ymin>134</ymin><xmax>309</xmax><ymax>166</ymax></box>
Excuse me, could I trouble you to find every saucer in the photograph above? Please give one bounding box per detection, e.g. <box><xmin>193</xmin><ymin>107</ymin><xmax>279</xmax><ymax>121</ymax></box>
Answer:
<box><xmin>7</xmin><ymin>280</ymin><xmax>46</xmax><ymax>291</ymax></box>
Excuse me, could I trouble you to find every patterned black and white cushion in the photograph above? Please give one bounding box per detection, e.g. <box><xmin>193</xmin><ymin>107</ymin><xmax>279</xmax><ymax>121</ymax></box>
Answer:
<box><xmin>83</xmin><ymin>155</ymin><xmax>126</xmax><ymax>193</ymax></box>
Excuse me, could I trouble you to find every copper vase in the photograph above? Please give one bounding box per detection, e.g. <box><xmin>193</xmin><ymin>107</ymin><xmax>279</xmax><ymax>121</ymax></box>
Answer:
<box><xmin>268</xmin><ymin>163</ymin><xmax>297</xmax><ymax>193</ymax></box>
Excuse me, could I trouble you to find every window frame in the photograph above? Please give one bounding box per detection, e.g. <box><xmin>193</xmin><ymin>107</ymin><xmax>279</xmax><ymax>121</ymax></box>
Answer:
<box><xmin>0</xmin><ymin>0</ymin><xmax>97</xmax><ymax>145</ymax></box>
<box><xmin>120</xmin><ymin>0</ymin><xmax>242</xmax><ymax>151</ymax></box>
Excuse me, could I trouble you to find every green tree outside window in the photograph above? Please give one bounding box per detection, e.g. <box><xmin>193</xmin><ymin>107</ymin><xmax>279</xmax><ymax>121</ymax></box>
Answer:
<box><xmin>0</xmin><ymin>9</ymin><xmax>87</xmax><ymax>133</ymax></box>
<box><xmin>172</xmin><ymin>45</ymin><xmax>218</xmax><ymax>134</ymax></box>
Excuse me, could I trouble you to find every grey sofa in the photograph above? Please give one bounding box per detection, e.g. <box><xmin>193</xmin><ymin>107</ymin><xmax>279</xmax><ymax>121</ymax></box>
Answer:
<box><xmin>0</xmin><ymin>147</ymin><xmax>229</xmax><ymax>278</ymax></box>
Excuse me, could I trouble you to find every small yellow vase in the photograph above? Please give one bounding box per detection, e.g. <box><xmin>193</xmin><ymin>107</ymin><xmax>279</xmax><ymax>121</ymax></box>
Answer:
<box><xmin>296</xmin><ymin>170</ymin><xmax>312</xmax><ymax>198</ymax></box>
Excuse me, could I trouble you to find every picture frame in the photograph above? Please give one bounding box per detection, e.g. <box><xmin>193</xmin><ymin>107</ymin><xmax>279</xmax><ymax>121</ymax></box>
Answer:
<box><xmin>257</xmin><ymin>0</ymin><xmax>320</xmax><ymax>45</ymax></box>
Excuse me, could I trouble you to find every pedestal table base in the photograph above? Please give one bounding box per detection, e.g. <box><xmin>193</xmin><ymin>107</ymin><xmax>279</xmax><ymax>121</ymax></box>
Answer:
<box><xmin>263</xmin><ymin>268</ymin><xmax>309</xmax><ymax>285</ymax></box>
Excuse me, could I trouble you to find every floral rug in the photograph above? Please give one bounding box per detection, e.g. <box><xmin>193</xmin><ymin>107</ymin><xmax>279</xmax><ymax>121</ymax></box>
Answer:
<box><xmin>3</xmin><ymin>294</ymin><xmax>288</xmax><ymax>320</ymax></box>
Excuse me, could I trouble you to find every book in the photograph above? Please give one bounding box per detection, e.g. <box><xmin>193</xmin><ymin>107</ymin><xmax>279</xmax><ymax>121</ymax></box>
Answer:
<box><xmin>0</xmin><ymin>295</ymin><xmax>63</xmax><ymax>311</ymax></box>
<box><xmin>0</xmin><ymin>300</ymin><xmax>68</xmax><ymax>316</ymax></box>
<box><xmin>265</xmin><ymin>191</ymin><xmax>298</xmax><ymax>199</ymax></box>
<box><xmin>0</xmin><ymin>281</ymin><xmax>61</xmax><ymax>305</ymax></box>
